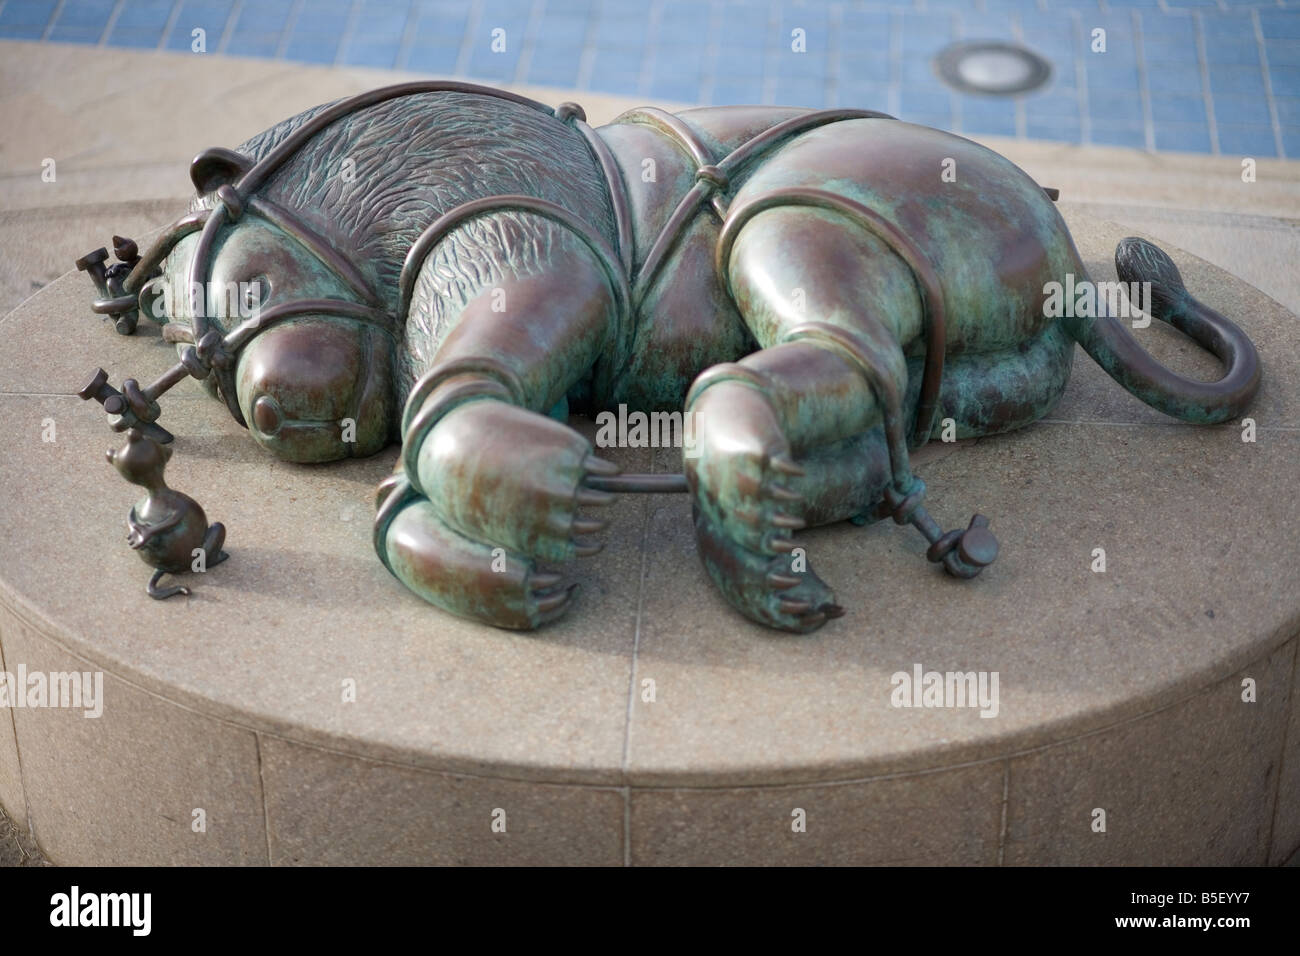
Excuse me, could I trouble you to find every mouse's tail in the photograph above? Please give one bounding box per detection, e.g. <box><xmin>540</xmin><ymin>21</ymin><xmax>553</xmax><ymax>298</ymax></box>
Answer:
<box><xmin>1061</xmin><ymin>237</ymin><xmax>1260</xmax><ymax>424</ymax></box>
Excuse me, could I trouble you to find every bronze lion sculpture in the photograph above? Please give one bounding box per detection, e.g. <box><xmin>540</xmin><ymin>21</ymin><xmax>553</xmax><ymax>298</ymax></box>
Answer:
<box><xmin>76</xmin><ymin>81</ymin><xmax>1260</xmax><ymax>632</ymax></box>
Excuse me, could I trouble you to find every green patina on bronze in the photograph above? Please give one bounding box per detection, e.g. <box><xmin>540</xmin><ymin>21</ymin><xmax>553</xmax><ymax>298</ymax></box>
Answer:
<box><xmin>107</xmin><ymin>426</ymin><xmax>228</xmax><ymax>599</ymax></box>
<box><xmin>76</xmin><ymin>82</ymin><xmax>1261</xmax><ymax>632</ymax></box>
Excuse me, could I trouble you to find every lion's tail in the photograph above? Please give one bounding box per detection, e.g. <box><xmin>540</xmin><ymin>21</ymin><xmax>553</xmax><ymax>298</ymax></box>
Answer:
<box><xmin>1062</xmin><ymin>237</ymin><xmax>1260</xmax><ymax>424</ymax></box>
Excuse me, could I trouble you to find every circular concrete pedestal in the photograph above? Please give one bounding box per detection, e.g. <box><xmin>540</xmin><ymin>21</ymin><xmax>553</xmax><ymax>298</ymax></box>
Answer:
<box><xmin>1</xmin><ymin>211</ymin><xmax>1297</xmax><ymax>865</ymax></box>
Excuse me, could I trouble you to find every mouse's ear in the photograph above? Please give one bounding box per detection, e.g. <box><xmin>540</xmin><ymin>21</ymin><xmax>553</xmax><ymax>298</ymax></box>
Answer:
<box><xmin>191</xmin><ymin>147</ymin><xmax>254</xmax><ymax>196</ymax></box>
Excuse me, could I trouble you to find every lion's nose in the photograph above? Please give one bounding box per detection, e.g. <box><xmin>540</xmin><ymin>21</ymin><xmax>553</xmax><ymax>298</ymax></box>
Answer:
<box><xmin>252</xmin><ymin>394</ymin><xmax>283</xmax><ymax>437</ymax></box>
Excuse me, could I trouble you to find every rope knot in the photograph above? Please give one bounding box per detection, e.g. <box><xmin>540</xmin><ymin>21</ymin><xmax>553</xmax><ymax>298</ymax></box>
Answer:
<box><xmin>695</xmin><ymin>164</ymin><xmax>729</xmax><ymax>192</ymax></box>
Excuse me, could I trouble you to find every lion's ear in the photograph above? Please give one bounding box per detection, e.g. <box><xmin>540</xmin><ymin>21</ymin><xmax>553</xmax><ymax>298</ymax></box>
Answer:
<box><xmin>190</xmin><ymin>147</ymin><xmax>254</xmax><ymax>195</ymax></box>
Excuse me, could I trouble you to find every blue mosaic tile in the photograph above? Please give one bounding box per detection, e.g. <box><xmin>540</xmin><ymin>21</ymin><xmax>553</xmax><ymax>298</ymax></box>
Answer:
<box><xmin>1088</xmin><ymin>88</ymin><xmax>1147</xmax><ymax>124</ymax></box>
<box><xmin>1215</xmin><ymin>124</ymin><xmax>1279</xmax><ymax>157</ymax></box>
<box><xmin>770</xmin><ymin>51</ymin><xmax>829</xmax><ymax>81</ymax></box>
<box><xmin>1089</xmin><ymin>124</ymin><xmax>1148</xmax><ymax>148</ymax></box>
<box><xmin>0</xmin><ymin>0</ymin><xmax>58</xmax><ymax>40</ymax></box>
<box><xmin>1203</xmin><ymin>38</ymin><xmax>1266</xmax><ymax>67</ymax></box>
<box><xmin>1197</xmin><ymin>12</ymin><xmax>1263</xmax><ymax>39</ymax></box>
<box><xmin>47</xmin><ymin>0</ymin><xmax>114</xmax><ymax>43</ymax></box>
<box><xmin>289</xmin><ymin>4</ymin><xmax>352</xmax><ymax>37</ymax></box>
<box><xmin>956</xmin><ymin>14</ymin><xmax>1013</xmax><ymax>41</ymax></box>
<box><xmin>901</xmin><ymin>89</ymin><xmax>954</xmax><ymax>115</ymax></box>
<box><xmin>1143</xmin><ymin>11</ymin><xmax>1198</xmax><ymax>36</ymax></box>
<box><xmin>282</xmin><ymin>33</ymin><xmax>342</xmax><ymax>64</ymax></box>
<box><xmin>112</xmin><ymin>0</ymin><xmax>174</xmax><ymax>32</ymax></box>
<box><xmin>110</xmin><ymin>29</ymin><xmax>168</xmax><ymax>49</ymax></box>
<box><xmin>1211</xmin><ymin>91</ymin><xmax>1275</xmax><ymax>125</ymax></box>
<box><xmin>1085</xmin><ymin>65</ymin><xmax>1141</xmax><ymax>91</ymax></box>
<box><xmin>531</xmin><ymin>15</ymin><xmax>589</xmax><ymax>48</ymax></box>
<box><xmin>899</xmin><ymin>13</ymin><xmax>952</xmax><ymax>55</ymax></box>
<box><xmin>479</xmin><ymin>0</ymin><xmax>535</xmax><ymax>19</ymax></box>
<box><xmin>590</xmin><ymin>27</ymin><xmax>648</xmax><ymax>57</ymax></box>
<box><xmin>352</xmin><ymin>4</ymin><xmax>411</xmax><ymax>40</ymax></box>
<box><xmin>588</xmin><ymin>46</ymin><xmax>643</xmax><ymax>85</ymax></box>
<box><xmin>1150</xmin><ymin>93</ymin><xmax>1209</xmax><ymax>124</ymax></box>
<box><xmin>1026</xmin><ymin>118</ymin><xmax>1083</xmax><ymax>142</ymax></box>
<box><xmin>1025</xmin><ymin>91</ymin><xmax>1082</xmax><ymax>120</ymax></box>
<box><xmin>835</xmin><ymin>82</ymin><xmax>890</xmax><ymax>109</ymax></box>
<box><xmin>404</xmin><ymin>42</ymin><xmax>462</xmax><ymax>74</ymax></box>
<box><xmin>708</xmin><ymin>77</ymin><xmax>767</xmax><ymax>106</ymax></box>
<box><xmin>1274</xmin><ymin>95</ymin><xmax>1300</xmax><ymax>125</ymax></box>
<box><xmin>1146</xmin><ymin>62</ymin><xmax>1204</xmax><ymax>94</ymax></box>
<box><xmin>901</xmin><ymin>56</ymin><xmax>946</xmax><ymax>89</ymax></box>
<box><xmin>839</xmin><ymin>55</ymin><xmax>892</xmax><ymax>85</ymax></box>
<box><xmin>648</xmin><ymin>72</ymin><xmax>703</xmax><ymax>103</ymax></box>
<box><xmin>413</xmin><ymin>5</ymin><xmax>468</xmax><ymax>44</ymax></box>
<box><xmin>1141</xmin><ymin>37</ymin><xmax>1201</xmax><ymax>64</ymax></box>
<box><xmin>163</xmin><ymin>1</ymin><xmax>235</xmax><ymax>51</ymax></box>
<box><xmin>1265</xmin><ymin>40</ymin><xmax>1300</xmax><ymax>68</ymax></box>
<box><xmin>15</xmin><ymin>0</ymin><xmax>1298</xmax><ymax>159</ymax></box>
<box><xmin>1269</xmin><ymin>60</ymin><xmax>1300</xmax><ymax>92</ymax></box>
<box><xmin>545</xmin><ymin>0</ymin><xmax>596</xmax><ymax>15</ymax></box>
<box><xmin>47</xmin><ymin>25</ymin><xmax>105</xmax><ymax>44</ymax></box>
<box><xmin>224</xmin><ymin>0</ymin><xmax>289</xmax><ymax>32</ymax></box>
<box><xmin>465</xmin><ymin>44</ymin><xmax>524</xmax><ymax>81</ymax></box>
<box><xmin>342</xmin><ymin>38</ymin><xmax>403</xmax><ymax>69</ymax></box>
<box><xmin>1279</xmin><ymin>126</ymin><xmax>1300</xmax><ymax>159</ymax></box>
<box><xmin>962</xmin><ymin>111</ymin><xmax>1018</xmax><ymax>136</ymax></box>
<box><xmin>224</xmin><ymin>32</ymin><xmax>281</xmax><ymax>58</ymax></box>
<box><xmin>713</xmin><ymin>47</ymin><xmax>769</xmax><ymax>80</ymax></box>
<box><xmin>1258</xmin><ymin>11</ymin><xmax>1300</xmax><ymax>40</ymax></box>
<box><xmin>1153</xmin><ymin>123</ymin><xmax>1212</xmax><ymax>152</ymax></box>
<box><xmin>526</xmin><ymin>55</ymin><xmax>582</xmax><ymax>89</ymax></box>
<box><xmin>1207</xmin><ymin>63</ymin><xmax>1267</xmax><ymax>94</ymax></box>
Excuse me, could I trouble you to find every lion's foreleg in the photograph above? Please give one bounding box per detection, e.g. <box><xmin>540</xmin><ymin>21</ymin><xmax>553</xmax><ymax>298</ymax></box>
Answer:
<box><xmin>377</xmin><ymin>224</ymin><xmax>622</xmax><ymax>628</ymax></box>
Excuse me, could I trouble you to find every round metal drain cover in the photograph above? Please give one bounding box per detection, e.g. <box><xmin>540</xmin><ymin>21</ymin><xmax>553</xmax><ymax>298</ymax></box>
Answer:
<box><xmin>934</xmin><ymin>41</ymin><xmax>1052</xmax><ymax>96</ymax></box>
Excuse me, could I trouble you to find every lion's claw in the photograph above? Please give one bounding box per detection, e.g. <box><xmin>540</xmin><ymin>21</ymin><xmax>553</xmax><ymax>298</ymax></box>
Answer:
<box><xmin>583</xmin><ymin>454</ymin><xmax>620</xmax><ymax>476</ymax></box>
<box><xmin>694</xmin><ymin>507</ymin><xmax>841</xmax><ymax>633</ymax></box>
<box><xmin>531</xmin><ymin>580</ymin><xmax>578</xmax><ymax>620</ymax></box>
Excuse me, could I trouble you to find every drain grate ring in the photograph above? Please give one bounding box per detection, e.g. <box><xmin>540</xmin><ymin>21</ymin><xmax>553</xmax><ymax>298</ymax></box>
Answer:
<box><xmin>934</xmin><ymin>41</ymin><xmax>1052</xmax><ymax>96</ymax></box>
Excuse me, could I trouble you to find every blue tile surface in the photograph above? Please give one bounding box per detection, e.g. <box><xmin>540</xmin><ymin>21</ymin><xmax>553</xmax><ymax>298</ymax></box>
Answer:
<box><xmin>13</xmin><ymin>0</ymin><xmax>1300</xmax><ymax>157</ymax></box>
<box><xmin>0</xmin><ymin>0</ymin><xmax>58</xmax><ymax>39</ymax></box>
<box><xmin>163</xmin><ymin>1</ymin><xmax>235</xmax><ymax>51</ymax></box>
<box><xmin>1215</xmin><ymin>124</ymin><xmax>1279</xmax><ymax>157</ymax></box>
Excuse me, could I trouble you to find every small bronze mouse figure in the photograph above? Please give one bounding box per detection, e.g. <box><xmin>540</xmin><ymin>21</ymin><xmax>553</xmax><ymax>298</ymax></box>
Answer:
<box><xmin>107</xmin><ymin>428</ymin><xmax>228</xmax><ymax>599</ymax></box>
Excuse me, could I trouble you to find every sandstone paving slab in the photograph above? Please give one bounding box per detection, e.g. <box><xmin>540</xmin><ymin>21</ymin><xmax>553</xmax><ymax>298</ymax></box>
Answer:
<box><xmin>0</xmin><ymin>200</ymin><xmax>182</xmax><ymax>318</ymax></box>
<box><xmin>1002</xmin><ymin>638</ymin><xmax>1295</xmax><ymax>866</ymax></box>
<box><xmin>627</xmin><ymin>761</ymin><xmax>1005</xmax><ymax>866</ymax></box>
<box><xmin>260</xmin><ymin>735</ymin><xmax>625</xmax><ymax>866</ymax></box>
<box><xmin>1271</xmin><ymin>641</ymin><xmax>1300</xmax><ymax>864</ymax></box>
<box><xmin>0</xmin><ymin>615</ymin><xmax>24</xmax><ymax>831</ymax></box>
<box><xmin>0</xmin><ymin>602</ymin><xmax>268</xmax><ymax>865</ymax></box>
